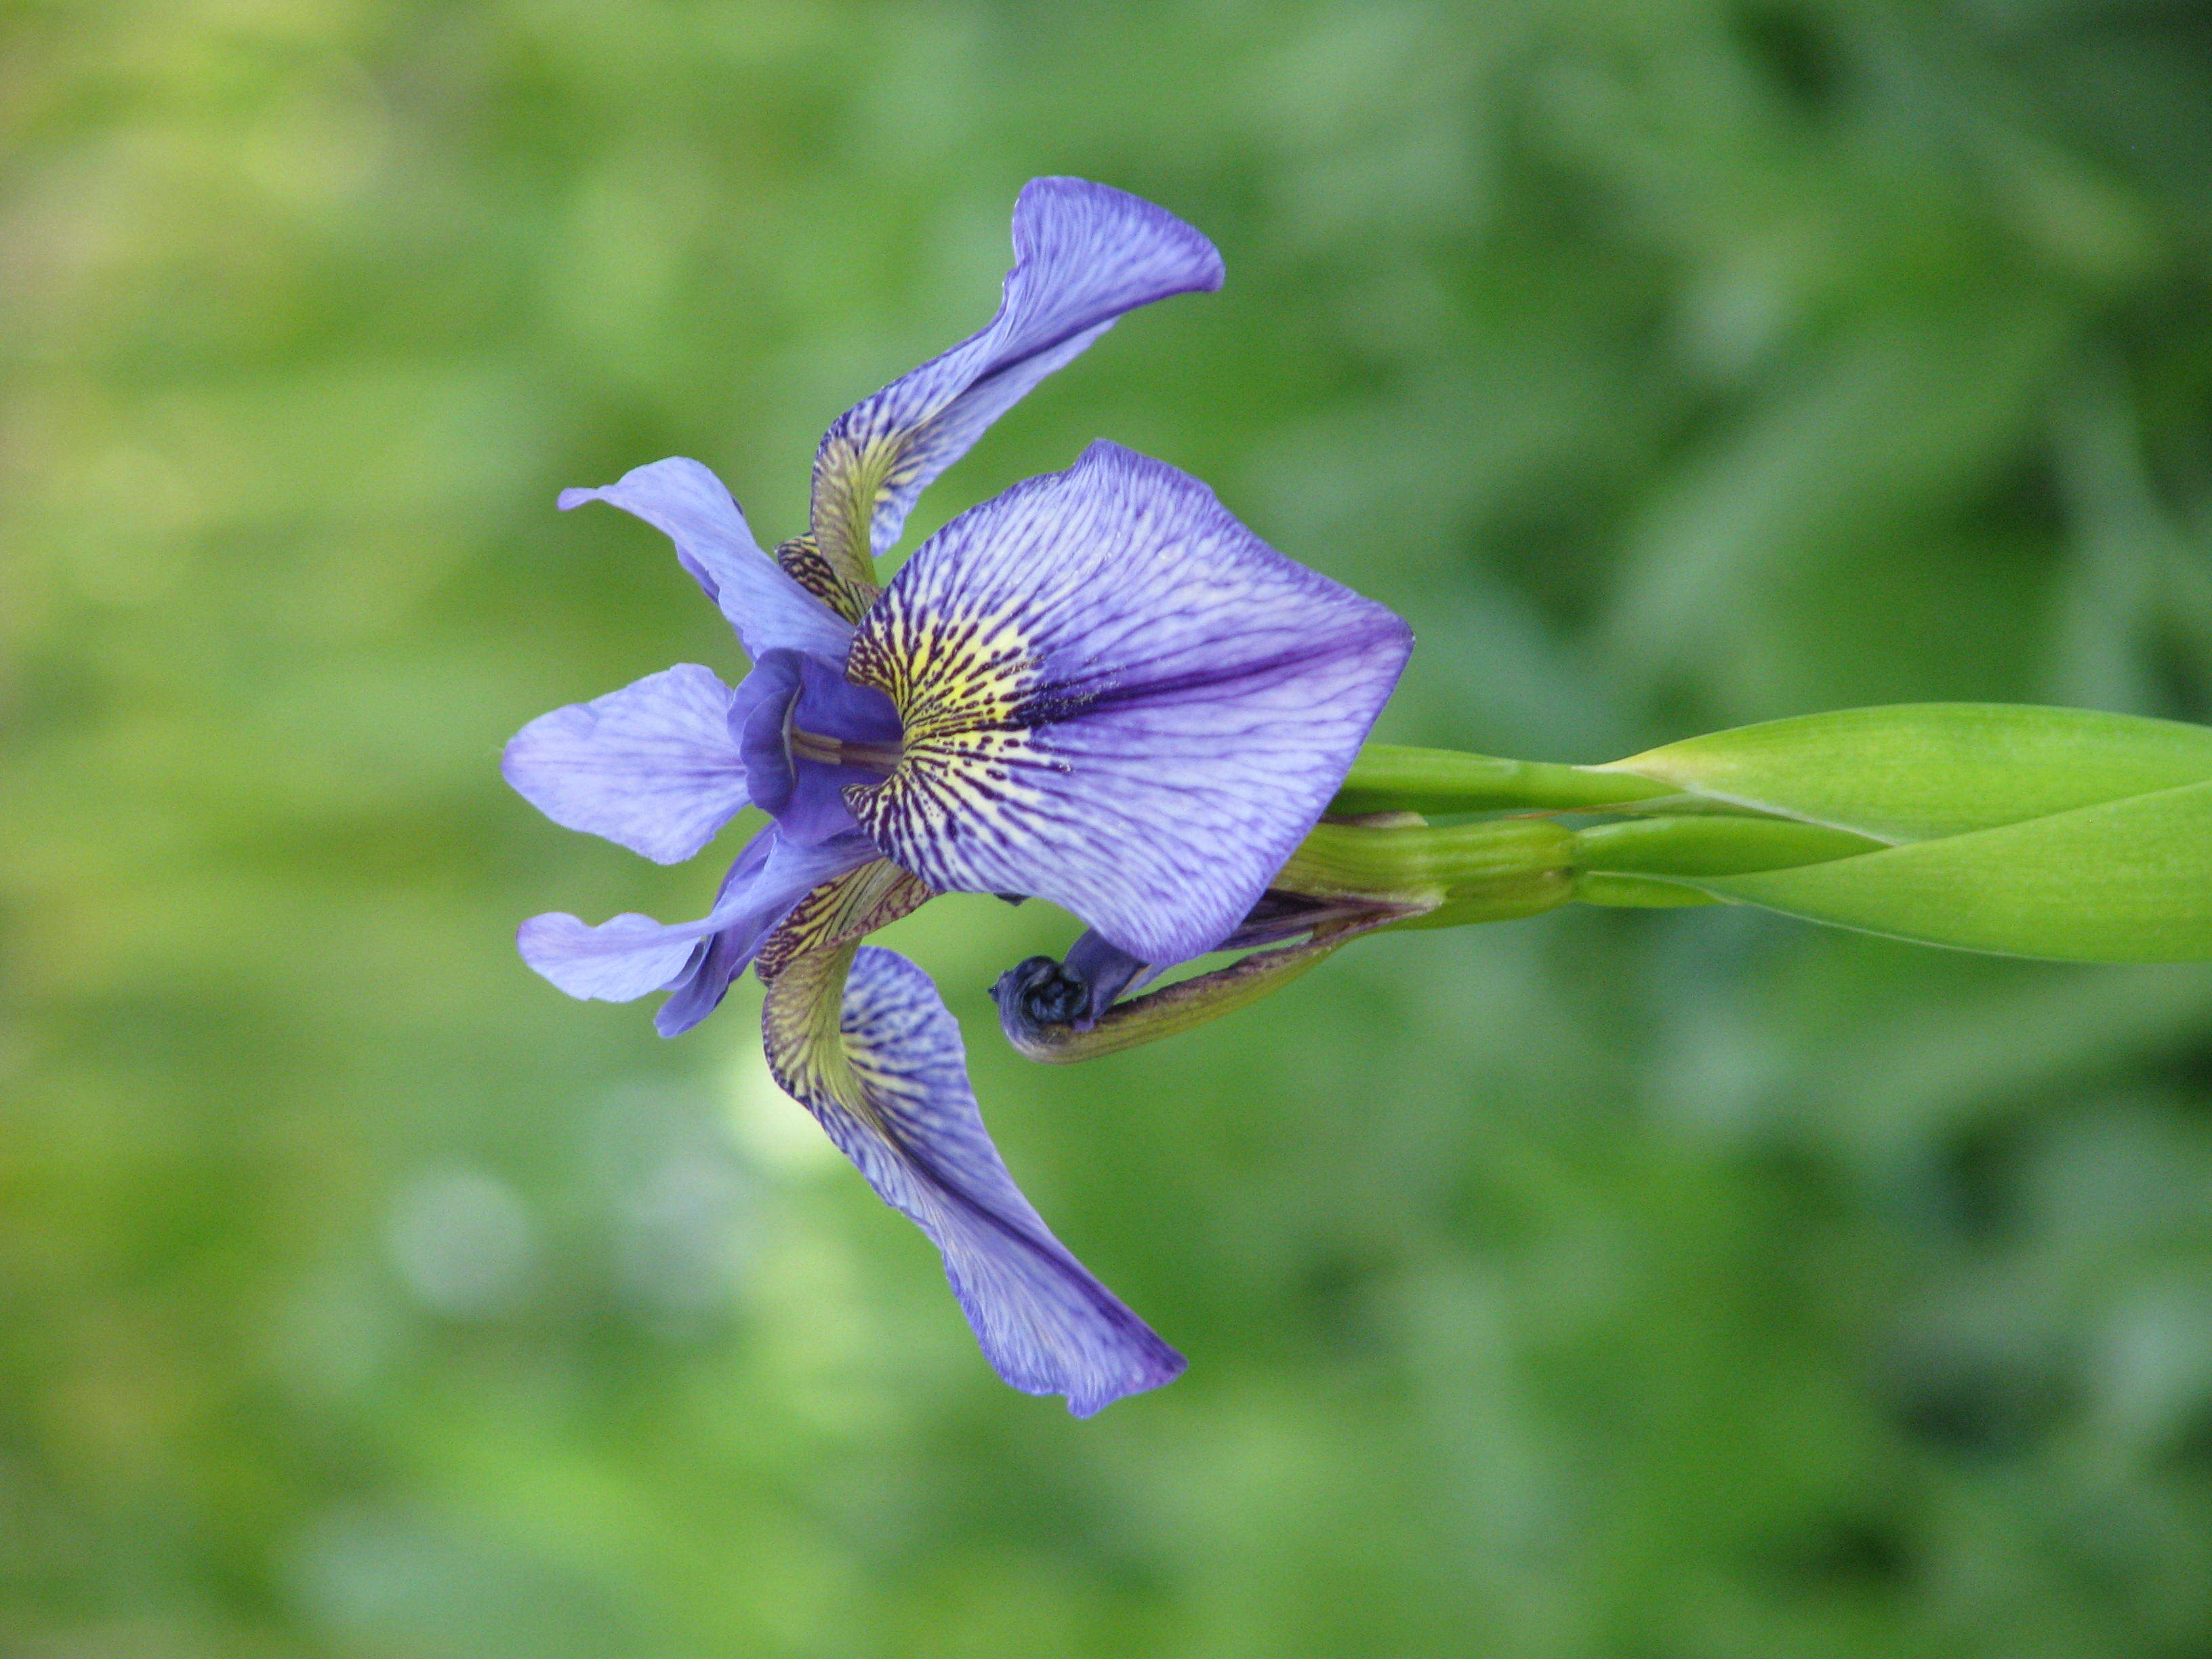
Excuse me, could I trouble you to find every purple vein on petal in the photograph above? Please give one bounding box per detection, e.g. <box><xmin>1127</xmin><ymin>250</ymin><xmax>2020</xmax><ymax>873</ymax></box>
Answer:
<box><xmin>846</xmin><ymin>441</ymin><xmax>1413</xmax><ymax>966</ymax></box>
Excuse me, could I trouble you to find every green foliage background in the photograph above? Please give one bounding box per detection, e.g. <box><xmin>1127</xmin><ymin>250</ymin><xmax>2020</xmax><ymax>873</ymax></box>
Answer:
<box><xmin>8</xmin><ymin>1</ymin><xmax>2212</xmax><ymax>1654</ymax></box>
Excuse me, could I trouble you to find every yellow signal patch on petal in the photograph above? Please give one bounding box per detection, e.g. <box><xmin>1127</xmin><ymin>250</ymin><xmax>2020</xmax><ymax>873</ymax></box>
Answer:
<box><xmin>755</xmin><ymin>857</ymin><xmax>934</xmax><ymax>983</ymax></box>
<box><xmin>843</xmin><ymin>602</ymin><xmax>1065</xmax><ymax>846</ymax></box>
<box><xmin>773</xmin><ymin>532</ymin><xmax>879</xmax><ymax>623</ymax></box>
<box><xmin>758</xmin><ymin>858</ymin><xmax>933</xmax><ymax>1128</ymax></box>
<box><xmin>807</xmin><ymin>433</ymin><xmax>911</xmax><ymax>596</ymax></box>
<box><xmin>760</xmin><ymin>935</ymin><xmax>863</xmax><ymax>1122</ymax></box>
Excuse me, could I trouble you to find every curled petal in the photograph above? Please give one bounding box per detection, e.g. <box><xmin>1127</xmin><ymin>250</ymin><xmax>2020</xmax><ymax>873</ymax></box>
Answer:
<box><xmin>650</xmin><ymin>832</ymin><xmax>890</xmax><ymax>1038</ymax></box>
<box><xmin>516</xmin><ymin>827</ymin><xmax>876</xmax><ymax>1008</ymax></box>
<box><xmin>809</xmin><ymin>178</ymin><xmax>1223</xmax><ymax>584</ymax></box>
<box><xmin>847</xmin><ymin>441</ymin><xmax>1413</xmax><ymax>964</ymax></box>
<box><xmin>995</xmin><ymin>929</ymin><xmax>1367</xmax><ymax>1064</ymax></box>
<box><xmin>991</xmin><ymin>896</ymin><xmax>1408</xmax><ymax>1060</ymax></box>
<box><xmin>991</xmin><ymin>933</ymin><xmax>1153</xmax><ymax>1035</ymax></box>
<box><xmin>735</xmin><ymin>655</ymin><xmax>805</xmax><ymax>818</ymax></box>
<box><xmin>560</xmin><ymin>458</ymin><xmax>856</xmax><ymax>663</ymax></box>
<box><xmin>503</xmin><ymin>664</ymin><xmax>750</xmax><ymax>864</ymax></box>
<box><xmin>764</xmin><ymin>943</ymin><xmax>1183</xmax><ymax>1416</ymax></box>
<box><xmin>653</xmin><ymin>909</ymin><xmax>766</xmax><ymax>1038</ymax></box>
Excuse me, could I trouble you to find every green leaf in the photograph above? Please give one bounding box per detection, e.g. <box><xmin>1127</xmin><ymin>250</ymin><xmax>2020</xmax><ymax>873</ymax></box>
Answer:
<box><xmin>1686</xmin><ymin>779</ymin><xmax>2212</xmax><ymax>961</ymax></box>
<box><xmin>1594</xmin><ymin>703</ymin><xmax>2212</xmax><ymax>842</ymax></box>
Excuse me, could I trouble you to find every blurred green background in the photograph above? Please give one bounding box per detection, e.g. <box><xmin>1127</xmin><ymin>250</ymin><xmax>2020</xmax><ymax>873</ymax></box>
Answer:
<box><xmin>9</xmin><ymin>1</ymin><xmax>2212</xmax><ymax>1654</ymax></box>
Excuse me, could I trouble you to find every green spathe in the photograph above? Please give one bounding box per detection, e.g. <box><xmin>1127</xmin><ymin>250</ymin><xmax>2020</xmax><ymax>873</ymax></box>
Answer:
<box><xmin>1594</xmin><ymin>703</ymin><xmax>2212</xmax><ymax>842</ymax></box>
<box><xmin>1682</xmin><ymin>779</ymin><xmax>2212</xmax><ymax>961</ymax></box>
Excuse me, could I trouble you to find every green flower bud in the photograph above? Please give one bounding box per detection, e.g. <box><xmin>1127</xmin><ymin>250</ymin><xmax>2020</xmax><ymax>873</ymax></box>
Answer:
<box><xmin>1583</xmin><ymin>705</ymin><xmax>2212</xmax><ymax>960</ymax></box>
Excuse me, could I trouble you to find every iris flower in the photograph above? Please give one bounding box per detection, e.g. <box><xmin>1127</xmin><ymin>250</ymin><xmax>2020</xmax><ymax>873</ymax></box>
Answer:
<box><xmin>506</xmin><ymin>179</ymin><xmax>1412</xmax><ymax>1414</ymax></box>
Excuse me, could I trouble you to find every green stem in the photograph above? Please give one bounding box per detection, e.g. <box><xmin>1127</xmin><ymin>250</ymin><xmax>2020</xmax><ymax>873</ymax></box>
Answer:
<box><xmin>1330</xmin><ymin>745</ymin><xmax>1679</xmax><ymax>816</ymax></box>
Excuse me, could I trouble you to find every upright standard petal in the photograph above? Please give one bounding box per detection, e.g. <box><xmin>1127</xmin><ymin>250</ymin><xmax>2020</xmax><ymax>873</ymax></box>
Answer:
<box><xmin>503</xmin><ymin>664</ymin><xmax>750</xmax><ymax>864</ymax></box>
<box><xmin>763</xmin><ymin>941</ymin><xmax>1185</xmax><ymax>1416</ymax></box>
<box><xmin>560</xmin><ymin>458</ymin><xmax>857</xmax><ymax>662</ymax></box>
<box><xmin>516</xmin><ymin>827</ymin><xmax>876</xmax><ymax>1004</ymax></box>
<box><xmin>808</xmin><ymin>178</ymin><xmax>1225</xmax><ymax>587</ymax></box>
<box><xmin>845</xmin><ymin>442</ymin><xmax>1414</xmax><ymax>964</ymax></box>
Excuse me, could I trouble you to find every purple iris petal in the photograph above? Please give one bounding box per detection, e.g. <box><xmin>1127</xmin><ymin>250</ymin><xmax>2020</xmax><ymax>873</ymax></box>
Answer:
<box><xmin>794</xmin><ymin>650</ymin><xmax>903</xmax><ymax>748</ymax></box>
<box><xmin>559</xmin><ymin>457</ymin><xmax>856</xmax><ymax>662</ymax></box>
<box><xmin>782</xmin><ymin>945</ymin><xmax>1184</xmax><ymax>1415</ymax></box>
<box><xmin>651</xmin><ymin>836</ymin><xmax>845</xmax><ymax>1037</ymax></box>
<box><xmin>847</xmin><ymin>441</ymin><xmax>1413</xmax><ymax>965</ymax></box>
<box><xmin>735</xmin><ymin>655</ymin><xmax>805</xmax><ymax>819</ymax></box>
<box><xmin>654</xmin><ymin>919</ymin><xmax>762</xmax><ymax>1038</ymax></box>
<box><xmin>813</xmin><ymin>178</ymin><xmax>1224</xmax><ymax>564</ymax></box>
<box><xmin>735</xmin><ymin>650</ymin><xmax>905</xmax><ymax>844</ymax></box>
<box><xmin>516</xmin><ymin>827</ymin><xmax>876</xmax><ymax>1004</ymax></box>
<box><xmin>501</xmin><ymin>663</ymin><xmax>751</xmax><ymax>865</ymax></box>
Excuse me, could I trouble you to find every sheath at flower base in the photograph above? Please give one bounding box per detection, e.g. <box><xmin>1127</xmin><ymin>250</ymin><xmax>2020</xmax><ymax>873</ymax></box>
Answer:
<box><xmin>502</xmin><ymin>189</ymin><xmax>1412</xmax><ymax>1415</ymax></box>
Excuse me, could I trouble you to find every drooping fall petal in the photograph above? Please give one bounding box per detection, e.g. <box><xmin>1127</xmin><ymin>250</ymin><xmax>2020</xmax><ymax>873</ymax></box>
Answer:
<box><xmin>764</xmin><ymin>941</ymin><xmax>1184</xmax><ymax>1415</ymax></box>
<box><xmin>846</xmin><ymin>441</ymin><xmax>1412</xmax><ymax>964</ymax></box>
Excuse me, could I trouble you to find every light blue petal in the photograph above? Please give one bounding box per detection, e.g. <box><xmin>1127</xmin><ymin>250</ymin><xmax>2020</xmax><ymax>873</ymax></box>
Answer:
<box><xmin>502</xmin><ymin>664</ymin><xmax>750</xmax><ymax>864</ymax></box>
<box><xmin>517</xmin><ymin>828</ymin><xmax>876</xmax><ymax>1004</ymax></box>
<box><xmin>517</xmin><ymin>908</ymin><xmax>713</xmax><ymax>1002</ymax></box>
<box><xmin>847</xmin><ymin>442</ymin><xmax>1413</xmax><ymax>964</ymax></box>
<box><xmin>810</xmin><ymin>178</ymin><xmax>1224</xmax><ymax>575</ymax></box>
<box><xmin>559</xmin><ymin>458</ymin><xmax>857</xmax><ymax>662</ymax></box>
<box><xmin>764</xmin><ymin>944</ymin><xmax>1184</xmax><ymax>1416</ymax></box>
